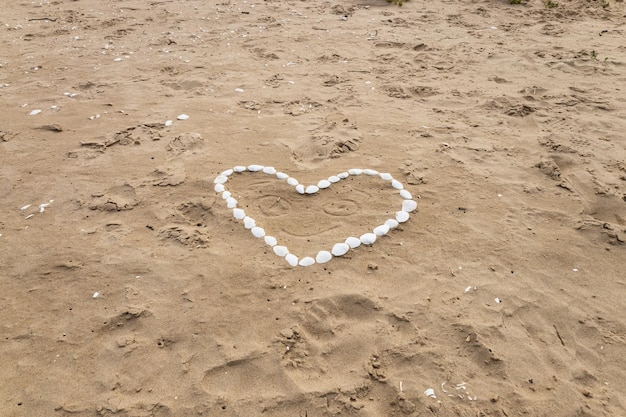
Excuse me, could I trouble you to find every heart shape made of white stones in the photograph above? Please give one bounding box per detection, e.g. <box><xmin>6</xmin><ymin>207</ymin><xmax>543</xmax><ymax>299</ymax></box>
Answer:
<box><xmin>214</xmin><ymin>165</ymin><xmax>417</xmax><ymax>267</ymax></box>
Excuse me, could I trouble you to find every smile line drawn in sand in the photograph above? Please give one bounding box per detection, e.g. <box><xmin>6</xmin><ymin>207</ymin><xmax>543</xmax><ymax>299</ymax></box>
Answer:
<box><xmin>214</xmin><ymin>165</ymin><xmax>418</xmax><ymax>267</ymax></box>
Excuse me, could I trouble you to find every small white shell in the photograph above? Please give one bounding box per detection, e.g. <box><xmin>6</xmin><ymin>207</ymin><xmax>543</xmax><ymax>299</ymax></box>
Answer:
<box><xmin>328</xmin><ymin>175</ymin><xmax>340</xmax><ymax>183</ymax></box>
<box><xmin>318</xmin><ymin>179</ymin><xmax>331</xmax><ymax>189</ymax></box>
<box><xmin>226</xmin><ymin>197</ymin><xmax>238</xmax><ymax>208</ymax></box>
<box><xmin>285</xmin><ymin>253</ymin><xmax>299</xmax><ymax>267</ymax></box>
<box><xmin>400</xmin><ymin>189</ymin><xmax>412</xmax><ymax>199</ymax></box>
<box><xmin>316</xmin><ymin>250</ymin><xmax>332</xmax><ymax>264</ymax></box>
<box><xmin>373</xmin><ymin>224</ymin><xmax>390</xmax><ymax>236</ymax></box>
<box><xmin>264</xmin><ymin>235</ymin><xmax>277</xmax><ymax>246</ymax></box>
<box><xmin>221</xmin><ymin>169</ymin><xmax>234</xmax><ymax>177</ymax></box>
<box><xmin>345</xmin><ymin>236</ymin><xmax>361</xmax><ymax>248</ymax></box>
<box><xmin>305</xmin><ymin>185</ymin><xmax>319</xmax><ymax>194</ymax></box>
<box><xmin>243</xmin><ymin>216</ymin><xmax>256</xmax><ymax>229</ymax></box>
<box><xmin>233</xmin><ymin>208</ymin><xmax>245</xmax><ymax>219</ymax></box>
<box><xmin>348</xmin><ymin>168</ymin><xmax>363</xmax><ymax>175</ymax></box>
<box><xmin>396</xmin><ymin>211</ymin><xmax>410</xmax><ymax>223</ymax></box>
<box><xmin>402</xmin><ymin>200</ymin><xmax>418</xmax><ymax>212</ymax></box>
<box><xmin>364</xmin><ymin>169</ymin><xmax>378</xmax><ymax>176</ymax></box>
<box><xmin>287</xmin><ymin>177</ymin><xmax>299</xmax><ymax>186</ymax></box>
<box><xmin>295</xmin><ymin>184</ymin><xmax>305</xmax><ymax>194</ymax></box>
<box><xmin>360</xmin><ymin>233</ymin><xmax>377</xmax><ymax>245</ymax></box>
<box><xmin>248</xmin><ymin>164</ymin><xmax>264</xmax><ymax>172</ymax></box>
<box><xmin>337</xmin><ymin>172</ymin><xmax>349</xmax><ymax>179</ymax></box>
<box><xmin>385</xmin><ymin>218</ymin><xmax>399</xmax><ymax>229</ymax></box>
<box><xmin>233</xmin><ymin>165</ymin><xmax>247</xmax><ymax>172</ymax></box>
<box><xmin>251</xmin><ymin>227</ymin><xmax>265</xmax><ymax>238</ymax></box>
<box><xmin>263</xmin><ymin>166</ymin><xmax>276</xmax><ymax>175</ymax></box>
<box><xmin>391</xmin><ymin>179</ymin><xmax>404</xmax><ymax>190</ymax></box>
<box><xmin>331</xmin><ymin>243</ymin><xmax>350</xmax><ymax>257</ymax></box>
<box><xmin>276</xmin><ymin>172</ymin><xmax>289</xmax><ymax>179</ymax></box>
<box><xmin>299</xmin><ymin>257</ymin><xmax>315</xmax><ymax>267</ymax></box>
<box><xmin>222</xmin><ymin>191</ymin><xmax>232</xmax><ymax>200</ymax></box>
<box><xmin>379</xmin><ymin>173</ymin><xmax>393</xmax><ymax>181</ymax></box>
<box><xmin>214</xmin><ymin>175</ymin><xmax>228</xmax><ymax>184</ymax></box>
<box><xmin>29</xmin><ymin>109</ymin><xmax>42</xmax><ymax>116</ymax></box>
<box><xmin>177</xmin><ymin>114</ymin><xmax>189</xmax><ymax>120</ymax></box>
<box><xmin>214</xmin><ymin>184</ymin><xmax>225</xmax><ymax>192</ymax></box>
<box><xmin>273</xmin><ymin>245</ymin><xmax>289</xmax><ymax>257</ymax></box>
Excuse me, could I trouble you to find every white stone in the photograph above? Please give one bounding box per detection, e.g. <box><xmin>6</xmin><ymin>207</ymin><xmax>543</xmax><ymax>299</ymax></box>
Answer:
<box><xmin>233</xmin><ymin>208</ymin><xmax>245</xmax><ymax>219</ymax></box>
<box><xmin>177</xmin><ymin>114</ymin><xmax>189</xmax><ymax>120</ymax></box>
<box><xmin>214</xmin><ymin>184</ymin><xmax>225</xmax><ymax>193</ymax></box>
<box><xmin>226</xmin><ymin>197</ymin><xmax>238</xmax><ymax>208</ymax></box>
<box><xmin>285</xmin><ymin>253</ymin><xmax>299</xmax><ymax>267</ymax></box>
<box><xmin>391</xmin><ymin>179</ymin><xmax>404</xmax><ymax>190</ymax></box>
<box><xmin>276</xmin><ymin>172</ymin><xmax>289</xmax><ymax>179</ymax></box>
<box><xmin>331</xmin><ymin>243</ymin><xmax>350</xmax><ymax>257</ymax></box>
<box><xmin>318</xmin><ymin>179</ymin><xmax>331</xmax><ymax>189</ymax></box>
<box><xmin>305</xmin><ymin>185</ymin><xmax>319</xmax><ymax>194</ymax></box>
<box><xmin>374</xmin><ymin>224</ymin><xmax>390</xmax><ymax>236</ymax></box>
<box><xmin>264</xmin><ymin>235</ymin><xmax>277</xmax><ymax>246</ymax></box>
<box><xmin>396</xmin><ymin>211</ymin><xmax>410</xmax><ymax>223</ymax></box>
<box><xmin>348</xmin><ymin>168</ymin><xmax>363</xmax><ymax>175</ymax></box>
<box><xmin>364</xmin><ymin>169</ymin><xmax>378</xmax><ymax>176</ymax></box>
<box><xmin>299</xmin><ymin>257</ymin><xmax>315</xmax><ymax>267</ymax></box>
<box><xmin>222</xmin><ymin>191</ymin><xmax>232</xmax><ymax>200</ymax></box>
<box><xmin>328</xmin><ymin>175</ymin><xmax>340</xmax><ymax>183</ymax></box>
<box><xmin>214</xmin><ymin>175</ymin><xmax>228</xmax><ymax>184</ymax></box>
<box><xmin>385</xmin><ymin>218</ymin><xmax>399</xmax><ymax>229</ymax></box>
<box><xmin>248</xmin><ymin>164</ymin><xmax>264</xmax><ymax>172</ymax></box>
<box><xmin>243</xmin><ymin>216</ymin><xmax>256</xmax><ymax>229</ymax></box>
<box><xmin>295</xmin><ymin>184</ymin><xmax>305</xmax><ymax>194</ymax></box>
<box><xmin>273</xmin><ymin>245</ymin><xmax>289</xmax><ymax>257</ymax></box>
<box><xmin>360</xmin><ymin>233</ymin><xmax>377</xmax><ymax>245</ymax></box>
<box><xmin>251</xmin><ymin>227</ymin><xmax>265</xmax><ymax>238</ymax></box>
<box><xmin>379</xmin><ymin>173</ymin><xmax>393</xmax><ymax>181</ymax></box>
<box><xmin>400</xmin><ymin>189</ymin><xmax>412</xmax><ymax>199</ymax></box>
<box><xmin>345</xmin><ymin>236</ymin><xmax>361</xmax><ymax>248</ymax></box>
<box><xmin>29</xmin><ymin>109</ymin><xmax>42</xmax><ymax>116</ymax></box>
<box><xmin>233</xmin><ymin>165</ymin><xmax>247</xmax><ymax>172</ymax></box>
<box><xmin>287</xmin><ymin>177</ymin><xmax>299</xmax><ymax>186</ymax></box>
<box><xmin>263</xmin><ymin>166</ymin><xmax>276</xmax><ymax>175</ymax></box>
<box><xmin>221</xmin><ymin>169</ymin><xmax>234</xmax><ymax>177</ymax></box>
<box><xmin>337</xmin><ymin>172</ymin><xmax>349</xmax><ymax>179</ymax></box>
<box><xmin>316</xmin><ymin>251</ymin><xmax>332</xmax><ymax>264</ymax></box>
<box><xmin>402</xmin><ymin>199</ymin><xmax>418</xmax><ymax>212</ymax></box>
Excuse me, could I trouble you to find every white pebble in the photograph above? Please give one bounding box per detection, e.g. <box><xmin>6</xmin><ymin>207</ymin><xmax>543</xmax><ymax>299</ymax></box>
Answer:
<box><xmin>214</xmin><ymin>175</ymin><xmax>228</xmax><ymax>184</ymax></box>
<box><xmin>273</xmin><ymin>245</ymin><xmax>289</xmax><ymax>257</ymax></box>
<box><xmin>214</xmin><ymin>184</ymin><xmax>225</xmax><ymax>193</ymax></box>
<box><xmin>373</xmin><ymin>224</ymin><xmax>390</xmax><ymax>236</ymax></box>
<box><xmin>402</xmin><ymin>200</ymin><xmax>418</xmax><ymax>212</ymax></box>
<box><xmin>391</xmin><ymin>179</ymin><xmax>404</xmax><ymax>190</ymax></box>
<box><xmin>92</xmin><ymin>292</ymin><xmax>99</xmax><ymax>298</ymax></box>
<box><xmin>251</xmin><ymin>227</ymin><xmax>265</xmax><ymax>238</ymax></box>
<box><xmin>222</xmin><ymin>191</ymin><xmax>232</xmax><ymax>200</ymax></box>
<box><xmin>287</xmin><ymin>177</ymin><xmax>299</xmax><ymax>186</ymax></box>
<box><xmin>243</xmin><ymin>216</ymin><xmax>256</xmax><ymax>229</ymax></box>
<box><xmin>348</xmin><ymin>168</ymin><xmax>363</xmax><ymax>175</ymax></box>
<box><xmin>331</xmin><ymin>243</ymin><xmax>350</xmax><ymax>257</ymax></box>
<box><xmin>233</xmin><ymin>165</ymin><xmax>247</xmax><ymax>172</ymax></box>
<box><xmin>165</xmin><ymin>120</ymin><xmax>173</xmax><ymax>127</ymax></box>
<box><xmin>29</xmin><ymin>109</ymin><xmax>42</xmax><ymax>116</ymax></box>
<box><xmin>400</xmin><ymin>189</ymin><xmax>412</xmax><ymax>199</ymax></box>
<box><xmin>299</xmin><ymin>257</ymin><xmax>315</xmax><ymax>267</ymax></box>
<box><xmin>396</xmin><ymin>211</ymin><xmax>410</xmax><ymax>223</ymax></box>
<box><xmin>328</xmin><ymin>175</ymin><xmax>340</xmax><ymax>183</ymax></box>
<box><xmin>385</xmin><ymin>218</ymin><xmax>399</xmax><ymax>229</ymax></box>
<box><xmin>318</xmin><ymin>179</ymin><xmax>331</xmax><ymax>189</ymax></box>
<box><xmin>264</xmin><ymin>235</ymin><xmax>277</xmax><ymax>246</ymax></box>
<box><xmin>233</xmin><ymin>208</ymin><xmax>245</xmax><ymax>219</ymax></box>
<box><xmin>248</xmin><ymin>164</ymin><xmax>263</xmax><ymax>172</ymax></box>
<box><xmin>295</xmin><ymin>184</ymin><xmax>305</xmax><ymax>194</ymax></box>
<box><xmin>226</xmin><ymin>197</ymin><xmax>238</xmax><ymax>208</ymax></box>
<box><xmin>345</xmin><ymin>236</ymin><xmax>361</xmax><ymax>248</ymax></box>
<box><xmin>360</xmin><ymin>233</ymin><xmax>377</xmax><ymax>245</ymax></box>
<box><xmin>364</xmin><ymin>169</ymin><xmax>378</xmax><ymax>176</ymax></box>
<box><xmin>379</xmin><ymin>173</ymin><xmax>393</xmax><ymax>181</ymax></box>
<box><xmin>177</xmin><ymin>114</ymin><xmax>189</xmax><ymax>120</ymax></box>
<box><xmin>316</xmin><ymin>250</ymin><xmax>332</xmax><ymax>263</ymax></box>
<box><xmin>285</xmin><ymin>253</ymin><xmax>299</xmax><ymax>267</ymax></box>
<box><xmin>263</xmin><ymin>166</ymin><xmax>276</xmax><ymax>175</ymax></box>
<box><xmin>221</xmin><ymin>169</ymin><xmax>234</xmax><ymax>177</ymax></box>
<box><xmin>337</xmin><ymin>172</ymin><xmax>349</xmax><ymax>179</ymax></box>
<box><xmin>276</xmin><ymin>172</ymin><xmax>289</xmax><ymax>179</ymax></box>
<box><xmin>305</xmin><ymin>185</ymin><xmax>319</xmax><ymax>194</ymax></box>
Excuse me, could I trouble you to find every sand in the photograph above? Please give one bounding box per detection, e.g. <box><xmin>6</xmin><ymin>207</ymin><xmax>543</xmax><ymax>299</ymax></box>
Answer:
<box><xmin>1</xmin><ymin>0</ymin><xmax>625</xmax><ymax>416</ymax></box>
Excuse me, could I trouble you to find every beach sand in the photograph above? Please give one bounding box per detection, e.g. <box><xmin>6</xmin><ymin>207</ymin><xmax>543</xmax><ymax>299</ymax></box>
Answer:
<box><xmin>1</xmin><ymin>0</ymin><xmax>625</xmax><ymax>416</ymax></box>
